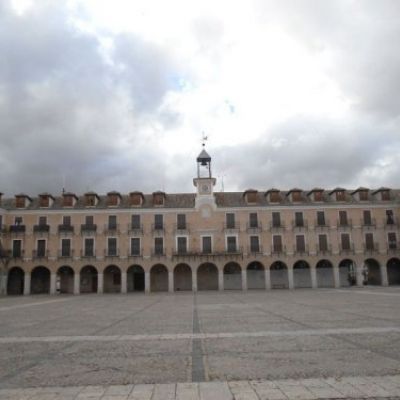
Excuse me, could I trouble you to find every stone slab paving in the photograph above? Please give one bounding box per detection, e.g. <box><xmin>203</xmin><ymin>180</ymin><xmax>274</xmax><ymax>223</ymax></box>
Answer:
<box><xmin>0</xmin><ymin>375</ymin><xmax>400</xmax><ymax>399</ymax></box>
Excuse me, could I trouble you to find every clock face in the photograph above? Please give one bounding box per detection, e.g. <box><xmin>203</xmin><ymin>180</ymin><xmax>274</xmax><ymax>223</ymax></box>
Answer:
<box><xmin>201</xmin><ymin>184</ymin><xmax>210</xmax><ymax>193</ymax></box>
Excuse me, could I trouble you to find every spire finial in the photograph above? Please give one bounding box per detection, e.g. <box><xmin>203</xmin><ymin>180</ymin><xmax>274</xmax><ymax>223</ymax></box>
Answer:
<box><xmin>202</xmin><ymin>131</ymin><xmax>208</xmax><ymax>147</ymax></box>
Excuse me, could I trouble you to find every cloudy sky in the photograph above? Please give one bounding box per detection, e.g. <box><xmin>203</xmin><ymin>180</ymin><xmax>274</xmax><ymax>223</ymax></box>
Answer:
<box><xmin>1</xmin><ymin>0</ymin><xmax>400</xmax><ymax>197</ymax></box>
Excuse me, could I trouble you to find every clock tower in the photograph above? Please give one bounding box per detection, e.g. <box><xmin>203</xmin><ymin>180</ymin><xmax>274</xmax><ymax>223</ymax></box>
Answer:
<box><xmin>193</xmin><ymin>147</ymin><xmax>217</xmax><ymax>210</ymax></box>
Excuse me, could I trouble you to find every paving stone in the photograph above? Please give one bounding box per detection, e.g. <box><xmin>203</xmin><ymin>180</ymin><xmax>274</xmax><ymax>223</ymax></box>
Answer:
<box><xmin>228</xmin><ymin>381</ymin><xmax>259</xmax><ymax>400</ymax></box>
<box><xmin>152</xmin><ymin>383</ymin><xmax>176</xmax><ymax>400</ymax></box>
<box><xmin>103</xmin><ymin>385</ymin><xmax>134</xmax><ymax>396</ymax></box>
<box><xmin>199</xmin><ymin>382</ymin><xmax>233</xmax><ymax>400</ymax></box>
<box><xmin>325</xmin><ymin>379</ymin><xmax>368</xmax><ymax>397</ymax></box>
<box><xmin>127</xmin><ymin>384</ymin><xmax>154</xmax><ymax>400</ymax></box>
<box><xmin>275</xmin><ymin>382</ymin><xmax>317</xmax><ymax>400</ymax></box>
<box><xmin>176</xmin><ymin>383</ymin><xmax>200</xmax><ymax>400</ymax></box>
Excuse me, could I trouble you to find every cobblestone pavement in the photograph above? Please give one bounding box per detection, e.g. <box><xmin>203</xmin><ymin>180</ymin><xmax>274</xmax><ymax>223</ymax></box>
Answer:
<box><xmin>0</xmin><ymin>375</ymin><xmax>400</xmax><ymax>399</ymax></box>
<box><xmin>0</xmin><ymin>287</ymin><xmax>400</xmax><ymax>393</ymax></box>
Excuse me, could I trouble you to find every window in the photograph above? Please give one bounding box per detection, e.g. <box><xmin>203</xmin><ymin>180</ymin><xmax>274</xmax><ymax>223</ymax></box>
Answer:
<box><xmin>382</xmin><ymin>190</ymin><xmax>390</xmax><ymax>201</ymax></box>
<box><xmin>84</xmin><ymin>238</ymin><xmax>94</xmax><ymax>257</ymax></box>
<box><xmin>272</xmin><ymin>212</ymin><xmax>281</xmax><ymax>227</ymax></box>
<box><xmin>250</xmin><ymin>236</ymin><xmax>260</xmax><ymax>253</ymax></box>
<box><xmin>226</xmin><ymin>213</ymin><xmax>235</xmax><ymax>229</ymax></box>
<box><xmin>226</xmin><ymin>236</ymin><xmax>237</xmax><ymax>252</ymax></box>
<box><xmin>15</xmin><ymin>216</ymin><xmax>23</xmax><ymax>225</ymax></box>
<box><xmin>154</xmin><ymin>237</ymin><xmax>164</xmax><ymax>255</ymax></box>
<box><xmin>318</xmin><ymin>234</ymin><xmax>328</xmax><ymax>251</ymax></box>
<box><xmin>38</xmin><ymin>216</ymin><xmax>47</xmax><ymax>226</ymax></box>
<box><xmin>341</xmin><ymin>233</ymin><xmax>350</xmax><ymax>250</ymax></box>
<box><xmin>270</xmin><ymin>192</ymin><xmax>280</xmax><ymax>202</ymax></box>
<box><xmin>249</xmin><ymin>213</ymin><xmax>258</xmax><ymax>228</ymax></box>
<box><xmin>273</xmin><ymin>235</ymin><xmax>282</xmax><ymax>252</ymax></box>
<box><xmin>63</xmin><ymin>216</ymin><xmax>71</xmax><ymax>226</ymax></box>
<box><xmin>12</xmin><ymin>240</ymin><xmax>22</xmax><ymax>257</ymax></box>
<box><xmin>295</xmin><ymin>212</ymin><xmax>304</xmax><ymax>227</ymax></box>
<box><xmin>386</xmin><ymin>210</ymin><xmax>394</xmax><ymax>225</ymax></box>
<box><xmin>113</xmin><ymin>272</ymin><xmax>121</xmax><ymax>285</ymax></box>
<box><xmin>154</xmin><ymin>214</ymin><xmax>163</xmax><ymax>230</ymax></box>
<box><xmin>130</xmin><ymin>238</ymin><xmax>141</xmax><ymax>256</ymax></box>
<box><xmin>131</xmin><ymin>215</ymin><xmax>141</xmax><ymax>229</ymax></box>
<box><xmin>296</xmin><ymin>235</ymin><xmax>305</xmax><ymax>252</ymax></box>
<box><xmin>359</xmin><ymin>191</ymin><xmax>368</xmax><ymax>201</ymax></box>
<box><xmin>363</xmin><ymin>210</ymin><xmax>372</xmax><ymax>226</ymax></box>
<box><xmin>108</xmin><ymin>215</ymin><xmax>117</xmax><ymax>229</ymax></box>
<box><xmin>317</xmin><ymin>211</ymin><xmax>326</xmax><ymax>226</ymax></box>
<box><xmin>61</xmin><ymin>239</ymin><xmax>71</xmax><ymax>257</ymax></box>
<box><xmin>314</xmin><ymin>191</ymin><xmax>323</xmax><ymax>202</ymax></box>
<box><xmin>365</xmin><ymin>233</ymin><xmax>374</xmax><ymax>250</ymax></box>
<box><xmin>177</xmin><ymin>214</ymin><xmax>186</xmax><ymax>230</ymax></box>
<box><xmin>177</xmin><ymin>237</ymin><xmax>187</xmax><ymax>254</ymax></box>
<box><xmin>202</xmin><ymin>236</ymin><xmax>212</xmax><ymax>254</ymax></box>
<box><xmin>108</xmin><ymin>238</ymin><xmax>117</xmax><ymax>256</ymax></box>
<box><xmin>37</xmin><ymin>239</ymin><xmax>46</xmax><ymax>257</ymax></box>
<box><xmin>85</xmin><ymin>215</ymin><xmax>94</xmax><ymax>225</ymax></box>
<box><xmin>336</xmin><ymin>191</ymin><xmax>345</xmax><ymax>201</ymax></box>
<box><xmin>339</xmin><ymin>211</ymin><xmax>348</xmax><ymax>226</ymax></box>
<box><xmin>388</xmin><ymin>232</ymin><xmax>397</xmax><ymax>249</ymax></box>
<box><xmin>292</xmin><ymin>191</ymin><xmax>302</xmax><ymax>202</ymax></box>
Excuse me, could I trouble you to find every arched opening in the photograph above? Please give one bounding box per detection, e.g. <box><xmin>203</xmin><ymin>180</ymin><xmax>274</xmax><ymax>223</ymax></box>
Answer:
<box><xmin>104</xmin><ymin>265</ymin><xmax>121</xmax><ymax>293</ymax></box>
<box><xmin>247</xmin><ymin>262</ymin><xmax>265</xmax><ymax>289</ymax></box>
<box><xmin>174</xmin><ymin>264</ymin><xmax>192</xmax><ymax>291</ymax></box>
<box><xmin>31</xmin><ymin>266</ymin><xmax>50</xmax><ymax>294</ymax></box>
<box><xmin>223</xmin><ymin>262</ymin><xmax>242</xmax><ymax>290</ymax></box>
<box><xmin>387</xmin><ymin>258</ymin><xmax>400</xmax><ymax>285</ymax></box>
<box><xmin>197</xmin><ymin>263</ymin><xmax>218</xmax><ymax>290</ymax></box>
<box><xmin>339</xmin><ymin>259</ymin><xmax>356</xmax><ymax>287</ymax></box>
<box><xmin>127</xmin><ymin>265</ymin><xmax>145</xmax><ymax>292</ymax></box>
<box><xmin>7</xmin><ymin>267</ymin><xmax>24</xmax><ymax>295</ymax></box>
<box><xmin>270</xmin><ymin>261</ymin><xmax>289</xmax><ymax>289</ymax></box>
<box><xmin>80</xmin><ymin>265</ymin><xmax>98</xmax><ymax>293</ymax></box>
<box><xmin>364</xmin><ymin>258</ymin><xmax>381</xmax><ymax>285</ymax></box>
<box><xmin>57</xmin><ymin>266</ymin><xmax>74</xmax><ymax>294</ymax></box>
<box><xmin>316</xmin><ymin>259</ymin><xmax>334</xmax><ymax>288</ymax></box>
<box><xmin>150</xmin><ymin>264</ymin><xmax>168</xmax><ymax>292</ymax></box>
<box><xmin>293</xmin><ymin>260</ymin><xmax>311</xmax><ymax>288</ymax></box>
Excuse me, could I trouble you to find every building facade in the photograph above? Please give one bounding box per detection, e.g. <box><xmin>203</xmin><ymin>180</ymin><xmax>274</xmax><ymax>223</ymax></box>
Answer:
<box><xmin>0</xmin><ymin>149</ymin><xmax>400</xmax><ymax>296</ymax></box>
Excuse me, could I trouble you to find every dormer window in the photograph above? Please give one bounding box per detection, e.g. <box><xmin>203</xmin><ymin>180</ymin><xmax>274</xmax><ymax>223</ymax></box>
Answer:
<box><xmin>336</xmin><ymin>191</ymin><xmax>345</xmax><ymax>201</ymax></box>
<box><xmin>372</xmin><ymin>188</ymin><xmax>391</xmax><ymax>201</ymax></box>
<box><xmin>244</xmin><ymin>190</ymin><xmax>258</xmax><ymax>204</ymax></box>
<box><xmin>287</xmin><ymin>189</ymin><xmax>302</xmax><ymax>202</ymax></box>
<box><xmin>39</xmin><ymin>193</ymin><xmax>54</xmax><ymax>208</ymax></box>
<box><xmin>107</xmin><ymin>191</ymin><xmax>121</xmax><ymax>207</ymax></box>
<box><xmin>129</xmin><ymin>192</ymin><xmax>144</xmax><ymax>207</ymax></box>
<box><xmin>62</xmin><ymin>192</ymin><xmax>78</xmax><ymax>207</ymax></box>
<box><xmin>266</xmin><ymin>189</ymin><xmax>280</xmax><ymax>203</ymax></box>
<box><xmin>351</xmin><ymin>187</ymin><xmax>369</xmax><ymax>202</ymax></box>
<box><xmin>381</xmin><ymin>190</ymin><xmax>390</xmax><ymax>201</ymax></box>
<box><xmin>84</xmin><ymin>192</ymin><xmax>99</xmax><ymax>207</ymax></box>
<box><xmin>314</xmin><ymin>191</ymin><xmax>323</xmax><ymax>202</ymax></box>
<box><xmin>15</xmin><ymin>194</ymin><xmax>31</xmax><ymax>208</ymax></box>
<box><xmin>153</xmin><ymin>191</ymin><xmax>166</xmax><ymax>206</ymax></box>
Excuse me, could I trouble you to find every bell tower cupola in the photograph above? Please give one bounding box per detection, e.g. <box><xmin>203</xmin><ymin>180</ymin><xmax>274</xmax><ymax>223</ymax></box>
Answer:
<box><xmin>193</xmin><ymin>146</ymin><xmax>216</xmax><ymax>196</ymax></box>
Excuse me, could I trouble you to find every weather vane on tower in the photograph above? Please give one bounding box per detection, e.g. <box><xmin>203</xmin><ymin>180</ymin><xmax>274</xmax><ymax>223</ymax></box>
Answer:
<box><xmin>202</xmin><ymin>131</ymin><xmax>208</xmax><ymax>147</ymax></box>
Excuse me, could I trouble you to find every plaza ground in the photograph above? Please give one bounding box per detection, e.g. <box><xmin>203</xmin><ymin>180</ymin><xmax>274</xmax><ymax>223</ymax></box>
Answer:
<box><xmin>0</xmin><ymin>287</ymin><xmax>400</xmax><ymax>398</ymax></box>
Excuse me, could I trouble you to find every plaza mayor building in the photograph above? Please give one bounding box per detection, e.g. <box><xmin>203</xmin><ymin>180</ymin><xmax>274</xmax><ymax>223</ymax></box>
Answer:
<box><xmin>0</xmin><ymin>148</ymin><xmax>400</xmax><ymax>296</ymax></box>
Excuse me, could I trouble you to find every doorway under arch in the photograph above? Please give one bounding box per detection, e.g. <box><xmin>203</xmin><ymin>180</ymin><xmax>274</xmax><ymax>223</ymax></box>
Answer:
<box><xmin>127</xmin><ymin>265</ymin><xmax>145</xmax><ymax>292</ymax></box>
<box><xmin>7</xmin><ymin>267</ymin><xmax>24</xmax><ymax>295</ymax></box>
<box><xmin>270</xmin><ymin>261</ymin><xmax>289</xmax><ymax>289</ymax></box>
<box><xmin>174</xmin><ymin>264</ymin><xmax>192</xmax><ymax>291</ymax></box>
<box><xmin>80</xmin><ymin>265</ymin><xmax>98</xmax><ymax>293</ymax></box>
<box><xmin>150</xmin><ymin>264</ymin><xmax>168</xmax><ymax>292</ymax></box>
<box><xmin>57</xmin><ymin>266</ymin><xmax>74</xmax><ymax>294</ymax></box>
<box><xmin>316</xmin><ymin>259</ymin><xmax>334</xmax><ymax>288</ymax></box>
<box><xmin>293</xmin><ymin>260</ymin><xmax>311</xmax><ymax>288</ymax></box>
<box><xmin>31</xmin><ymin>266</ymin><xmax>50</xmax><ymax>294</ymax></box>
<box><xmin>197</xmin><ymin>263</ymin><xmax>218</xmax><ymax>290</ymax></box>
<box><xmin>247</xmin><ymin>262</ymin><xmax>265</xmax><ymax>289</ymax></box>
<box><xmin>223</xmin><ymin>262</ymin><xmax>242</xmax><ymax>290</ymax></box>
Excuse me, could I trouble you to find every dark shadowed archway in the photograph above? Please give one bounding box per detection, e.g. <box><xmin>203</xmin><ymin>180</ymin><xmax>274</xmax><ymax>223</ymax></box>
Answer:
<box><xmin>270</xmin><ymin>261</ymin><xmax>288</xmax><ymax>289</ymax></box>
<box><xmin>7</xmin><ymin>267</ymin><xmax>24</xmax><ymax>295</ymax></box>
<box><xmin>339</xmin><ymin>259</ymin><xmax>356</xmax><ymax>287</ymax></box>
<box><xmin>364</xmin><ymin>258</ymin><xmax>381</xmax><ymax>285</ymax></box>
<box><xmin>57</xmin><ymin>266</ymin><xmax>74</xmax><ymax>294</ymax></box>
<box><xmin>174</xmin><ymin>264</ymin><xmax>192</xmax><ymax>291</ymax></box>
<box><xmin>223</xmin><ymin>262</ymin><xmax>242</xmax><ymax>290</ymax></box>
<box><xmin>31</xmin><ymin>266</ymin><xmax>50</xmax><ymax>294</ymax></box>
<box><xmin>387</xmin><ymin>258</ymin><xmax>400</xmax><ymax>285</ymax></box>
<box><xmin>197</xmin><ymin>263</ymin><xmax>218</xmax><ymax>290</ymax></box>
<box><xmin>247</xmin><ymin>262</ymin><xmax>265</xmax><ymax>289</ymax></box>
<box><xmin>104</xmin><ymin>265</ymin><xmax>121</xmax><ymax>293</ymax></box>
<box><xmin>80</xmin><ymin>265</ymin><xmax>98</xmax><ymax>293</ymax></box>
<box><xmin>127</xmin><ymin>265</ymin><xmax>145</xmax><ymax>292</ymax></box>
<box><xmin>150</xmin><ymin>264</ymin><xmax>168</xmax><ymax>292</ymax></box>
<box><xmin>293</xmin><ymin>260</ymin><xmax>311</xmax><ymax>288</ymax></box>
<box><xmin>316</xmin><ymin>259</ymin><xmax>334</xmax><ymax>288</ymax></box>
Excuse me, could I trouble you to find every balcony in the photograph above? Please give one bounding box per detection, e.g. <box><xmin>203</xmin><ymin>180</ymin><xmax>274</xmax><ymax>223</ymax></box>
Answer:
<box><xmin>247</xmin><ymin>245</ymin><xmax>263</xmax><ymax>255</ymax></box>
<box><xmin>317</xmin><ymin>245</ymin><xmax>332</xmax><ymax>256</ymax></box>
<box><xmin>58</xmin><ymin>224</ymin><xmax>74</xmax><ymax>234</ymax></box>
<box><xmin>128</xmin><ymin>223</ymin><xmax>143</xmax><ymax>235</ymax></box>
<box><xmin>384</xmin><ymin>218</ymin><xmax>397</xmax><ymax>229</ymax></box>
<box><xmin>151</xmin><ymin>224</ymin><xmax>165</xmax><ymax>234</ymax></box>
<box><xmin>57</xmin><ymin>249</ymin><xmax>74</xmax><ymax>259</ymax></box>
<box><xmin>81</xmin><ymin>224</ymin><xmax>97</xmax><ymax>234</ymax></box>
<box><xmin>223</xmin><ymin>223</ymin><xmax>240</xmax><ymax>232</ymax></box>
<box><xmin>80</xmin><ymin>250</ymin><xmax>96</xmax><ymax>259</ymax></box>
<box><xmin>294</xmin><ymin>245</ymin><xmax>309</xmax><ymax>256</ymax></box>
<box><xmin>172</xmin><ymin>248</ymin><xmax>243</xmax><ymax>261</ymax></box>
<box><xmin>387</xmin><ymin>243</ymin><xmax>400</xmax><ymax>255</ymax></box>
<box><xmin>292</xmin><ymin>220</ymin><xmax>308</xmax><ymax>231</ymax></box>
<box><xmin>246</xmin><ymin>222</ymin><xmax>262</xmax><ymax>233</ymax></box>
<box><xmin>9</xmin><ymin>225</ymin><xmax>26</xmax><ymax>234</ymax></box>
<box><xmin>11</xmin><ymin>249</ymin><xmax>24</xmax><ymax>259</ymax></box>
<box><xmin>151</xmin><ymin>248</ymin><xmax>166</xmax><ymax>258</ymax></box>
<box><xmin>174</xmin><ymin>223</ymin><xmax>190</xmax><ymax>234</ymax></box>
<box><xmin>128</xmin><ymin>248</ymin><xmax>143</xmax><ymax>258</ymax></box>
<box><xmin>104</xmin><ymin>224</ymin><xmax>119</xmax><ymax>235</ymax></box>
<box><xmin>271</xmin><ymin>245</ymin><xmax>287</xmax><ymax>256</ymax></box>
<box><xmin>314</xmin><ymin>220</ymin><xmax>329</xmax><ymax>231</ymax></box>
<box><xmin>32</xmin><ymin>249</ymin><xmax>49</xmax><ymax>260</ymax></box>
<box><xmin>104</xmin><ymin>249</ymin><xmax>119</xmax><ymax>259</ymax></box>
<box><xmin>33</xmin><ymin>224</ymin><xmax>50</xmax><ymax>234</ymax></box>
<box><xmin>364</xmin><ymin>242</ymin><xmax>379</xmax><ymax>255</ymax></box>
<box><xmin>337</xmin><ymin>219</ymin><xmax>353</xmax><ymax>230</ymax></box>
<box><xmin>361</xmin><ymin>218</ymin><xmax>376</xmax><ymax>230</ymax></box>
<box><xmin>0</xmin><ymin>226</ymin><xmax>8</xmax><ymax>235</ymax></box>
<box><xmin>269</xmin><ymin>222</ymin><xmax>285</xmax><ymax>232</ymax></box>
<box><xmin>339</xmin><ymin>243</ymin><xmax>355</xmax><ymax>255</ymax></box>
